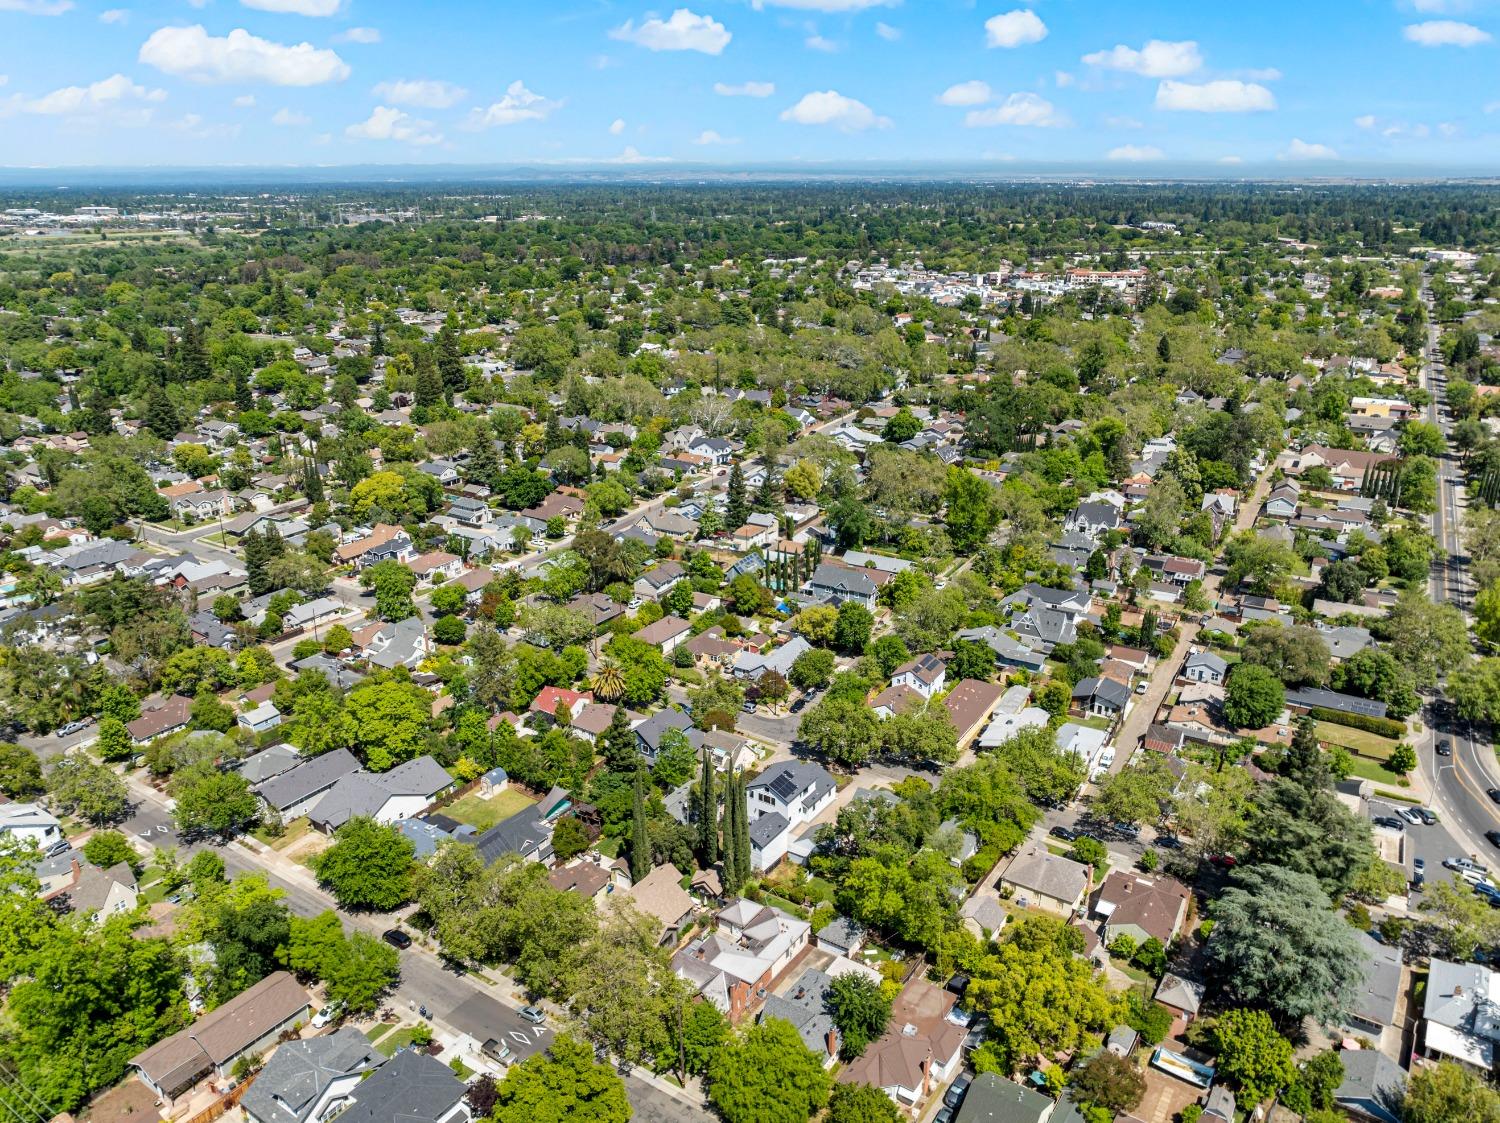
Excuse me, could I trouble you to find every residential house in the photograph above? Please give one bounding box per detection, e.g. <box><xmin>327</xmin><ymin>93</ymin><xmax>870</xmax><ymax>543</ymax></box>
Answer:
<box><xmin>408</xmin><ymin>551</ymin><xmax>463</xmax><ymax>585</ymax></box>
<box><xmin>527</xmin><ymin>686</ymin><xmax>594</xmax><ymax>728</ymax></box>
<box><xmin>1263</xmin><ymin>481</ymin><xmax>1303</xmax><ymax>519</ymax></box>
<box><xmin>0</xmin><ymin>802</ymin><xmax>62</xmax><ymax>851</ymax></box>
<box><xmin>955</xmin><ymin>625</ymin><xmax>1047</xmax><ymax>673</ymax></box>
<box><xmin>568</xmin><ymin>591</ymin><xmax>625</xmax><ymax>630</ymax></box>
<box><xmin>805</xmin><ymin>562</ymin><xmax>878</xmax><ymax>609</ymax></box>
<box><xmin>997</xmin><ymin>845</ymin><xmax>1091</xmax><ymax>916</ymax></box>
<box><xmin>731</xmin><ymin>636</ymin><xmax>811</xmax><ymax>682</ymax></box>
<box><xmin>548</xmin><ymin>856</ymin><xmax>630</xmax><ymax>907</ymax></box>
<box><xmin>241</xmin><ymin>1028</ymin><xmax>381</xmax><ymax>1123</ymax></box>
<box><xmin>1064</xmin><ymin>499</ymin><xmax>1124</xmax><ymax>541</ymax></box>
<box><xmin>760</xmin><ymin>968</ymin><xmax>841</xmax><ymax>1063</ymax></box>
<box><xmin>307</xmin><ymin>756</ymin><xmax>454</xmax><ymax>833</ymax></box>
<box><xmin>1182</xmin><ymin>651</ymin><xmax>1228</xmax><ymax>685</ymax></box>
<box><xmin>1071</xmin><ymin>676</ymin><xmax>1130</xmax><ymax>719</ymax></box>
<box><xmin>635</xmin><ymin>708</ymin><xmax>703</xmax><ymax>764</ymax></box>
<box><xmin>838</xmin><ymin>977</ymin><xmax>968</xmax><ymax>1110</ymax></box>
<box><xmin>283</xmin><ymin>596</ymin><xmax>343</xmax><ymax>633</ymax></box>
<box><xmin>238</xmin><ymin>700</ymin><xmax>282</xmax><ymax>735</ymax></box>
<box><xmin>870</xmin><ymin>683</ymin><xmax>923</xmax><ymax>720</ymax></box>
<box><xmin>334</xmin><ymin>524</ymin><xmax>413</xmax><ymax>570</ymax></box>
<box><xmin>944</xmin><ymin>679</ymin><xmax>1007</xmax><ymax>749</ymax></box>
<box><xmin>126</xmin><ymin>695</ymin><xmax>192</xmax><ymax>744</ymax></box>
<box><xmin>747</xmin><ymin>760</ymin><xmax>837</xmax><ymax>871</ymax></box>
<box><xmin>56</xmin><ymin>858</ymin><xmax>139</xmax><ymax>923</ymax></box>
<box><xmin>254</xmin><ymin>748</ymin><xmax>363</xmax><ymax>822</ymax></box>
<box><xmin>1333</xmin><ymin>1049</ymin><xmax>1406</xmax><ymax>1123</ymax></box>
<box><xmin>469</xmin><ymin>786</ymin><xmax>574</xmax><ymax>866</ymax></box>
<box><xmin>353</xmin><ymin>617</ymin><xmax>429</xmax><ymax>670</ymax></box>
<box><xmin>1092</xmin><ymin>871</ymin><xmax>1190</xmax><ymax>947</ymax></box>
<box><xmin>633</xmin><ymin>614</ymin><xmax>693</xmax><ymax>654</ymax></box>
<box><xmin>1286</xmin><ymin>687</ymin><xmax>1388</xmax><ymax>721</ymax></box>
<box><xmin>1420</xmin><ymin>958</ymin><xmax>1500</xmax><ymax>1069</ymax></box>
<box><xmin>954</xmin><ymin>1074</ymin><xmax>1055</xmax><ymax>1123</ymax></box>
<box><xmin>1154</xmin><ymin>972</ymin><xmax>1207</xmax><ymax>1036</ymax></box>
<box><xmin>892</xmin><ymin>653</ymin><xmax>946</xmax><ymax>699</ymax></box>
<box><xmin>672</xmin><ymin>899</ymin><xmax>812</xmax><ymax>1021</ymax></box>
<box><xmin>129</xmin><ymin>972</ymin><xmax>312</xmax><ymax>1101</ymax></box>
<box><xmin>1346</xmin><ymin>931</ymin><xmax>1402</xmax><ymax>1052</ymax></box>
<box><xmin>610</xmin><ymin>862</ymin><xmax>696</xmax><ymax>945</ymax></box>
<box><xmin>331</xmin><ymin>1047</ymin><xmax>470</xmax><ymax>1123</ymax></box>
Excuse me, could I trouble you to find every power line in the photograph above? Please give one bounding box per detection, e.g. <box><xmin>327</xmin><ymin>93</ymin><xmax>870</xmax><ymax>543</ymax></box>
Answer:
<box><xmin>0</xmin><ymin>1063</ymin><xmax>55</xmax><ymax>1123</ymax></box>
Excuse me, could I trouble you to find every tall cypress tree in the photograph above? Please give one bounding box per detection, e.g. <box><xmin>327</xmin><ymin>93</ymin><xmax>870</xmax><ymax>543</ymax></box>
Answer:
<box><xmin>602</xmin><ymin>705</ymin><xmax>637</xmax><ymax>771</ymax></box>
<box><xmin>143</xmin><ymin>384</ymin><xmax>179</xmax><ymax>440</ymax></box>
<box><xmin>734</xmin><ymin>772</ymin><xmax>752</xmax><ymax>890</ymax></box>
<box><xmin>414</xmin><ymin>351</ymin><xmax>442</xmax><ymax>410</ymax></box>
<box><xmin>725</xmin><ymin>462</ymin><xmax>749</xmax><ymax>530</ymax></box>
<box><xmin>233</xmin><ymin>365</ymin><xmax>254</xmax><ymax>412</ymax></box>
<box><xmin>719</xmin><ymin>775</ymin><xmax>737</xmax><ymax>893</ymax></box>
<box><xmin>630</xmin><ymin>771</ymin><xmax>651</xmax><ymax>882</ymax></box>
<box><xmin>302</xmin><ymin>457</ymin><xmax>324</xmax><ymax>504</ymax></box>
<box><xmin>371</xmin><ymin>319</ymin><xmax>386</xmax><ymax>357</ymax></box>
<box><xmin>697</xmin><ymin>748</ymin><xmax>717</xmax><ymax>866</ymax></box>
<box><xmin>468</xmin><ymin>437</ymin><xmax>501</xmax><ymax>491</ymax></box>
<box><xmin>437</xmin><ymin>314</ymin><xmax>464</xmax><ymax>394</ymax></box>
<box><xmin>244</xmin><ymin>528</ymin><xmax>270</xmax><ymax>595</ymax></box>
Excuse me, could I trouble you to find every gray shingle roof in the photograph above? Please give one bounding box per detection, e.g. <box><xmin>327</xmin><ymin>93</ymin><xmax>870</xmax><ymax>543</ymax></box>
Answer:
<box><xmin>241</xmin><ymin>1029</ymin><xmax>379</xmax><ymax>1123</ymax></box>
<box><xmin>332</xmin><ymin>1047</ymin><xmax>466</xmax><ymax>1123</ymax></box>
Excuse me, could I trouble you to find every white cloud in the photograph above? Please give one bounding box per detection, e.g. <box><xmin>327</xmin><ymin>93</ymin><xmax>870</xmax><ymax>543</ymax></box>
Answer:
<box><xmin>1083</xmin><ymin>39</ymin><xmax>1202</xmax><ymax>77</ymax></box>
<box><xmin>1241</xmin><ymin>67</ymin><xmax>1282</xmax><ymax>81</ymax></box>
<box><xmin>99</xmin><ymin>8</ymin><xmax>128</xmax><ymax>23</ymax></box>
<box><xmin>1280</xmin><ymin>137</ymin><xmax>1338</xmax><ymax>160</ymax></box>
<box><xmin>805</xmin><ymin>33</ymin><xmax>839</xmax><ymax>51</ymax></box>
<box><xmin>1054</xmin><ymin>70</ymin><xmax>1075</xmax><ymax>87</ymax></box>
<box><xmin>937</xmin><ymin>80</ymin><xmax>991</xmax><ymax>106</ymax></box>
<box><xmin>167</xmin><ymin>113</ymin><xmax>240</xmax><ymax>139</ymax></box>
<box><xmin>780</xmin><ymin>89</ymin><xmax>891</xmax><ymax>131</ymax></box>
<box><xmin>334</xmin><ymin>27</ymin><xmax>380</xmax><ymax>44</ymax></box>
<box><xmin>694</xmin><ymin>129</ymin><xmax>738</xmax><ymax>144</ymax></box>
<box><xmin>372</xmin><ymin>78</ymin><xmax>467</xmax><ymax>108</ymax></box>
<box><xmin>751</xmin><ymin>0</ymin><xmax>897</xmax><ymax>9</ymax></box>
<box><xmin>714</xmin><ymin>81</ymin><xmax>775</xmax><ymax>97</ymax></box>
<box><xmin>1155</xmin><ymin>79</ymin><xmax>1275</xmax><ymax>112</ymax></box>
<box><xmin>1103</xmin><ymin>114</ymin><xmax>1143</xmax><ymax>128</ymax></box>
<box><xmin>1354</xmin><ymin>113</ymin><xmax>1377</xmax><ymax>129</ymax></box>
<box><xmin>14</xmin><ymin>72</ymin><xmax>165</xmax><ymax>115</ymax></box>
<box><xmin>345</xmin><ymin>105</ymin><xmax>442</xmax><ymax>145</ymax></box>
<box><xmin>875</xmin><ymin>22</ymin><xmax>900</xmax><ymax>41</ymax></box>
<box><xmin>1403</xmin><ymin>19</ymin><xmax>1491</xmax><ymax>45</ymax></box>
<box><xmin>232</xmin><ymin>94</ymin><xmax>256</xmax><ymax>107</ymax></box>
<box><xmin>139</xmin><ymin>25</ymin><xmax>351</xmax><ymax>85</ymax></box>
<box><xmin>0</xmin><ymin>0</ymin><xmax>73</xmax><ymax>13</ymax></box>
<box><xmin>239</xmin><ymin>0</ymin><xmax>342</xmax><ymax>14</ymax></box>
<box><xmin>964</xmin><ymin>91</ymin><xmax>1065</xmax><ymax>127</ymax></box>
<box><xmin>1219</xmin><ymin>155</ymin><xmax>1243</xmax><ymax>165</ymax></box>
<box><xmin>1107</xmin><ymin>144</ymin><xmax>1164</xmax><ymax>161</ymax></box>
<box><xmin>1412</xmin><ymin>0</ymin><xmax>1475</xmax><ymax>11</ymax></box>
<box><xmin>271</xmin><ymin>107</ymin><xmax>310</xmax><ymax>125</ymax></box>
<box><xmin>609</xmin><ymin>117</ymin><xmax>625</xmax><ymax>135</ymax></box>
<box><xmin>609</xmin><ymin>9</ymin><xmax>731</xmax><ymax>54</ymax></box>
<box><xmin>984</xmin><ymin>10</ymin><xmax>1047</xmax><ymax>48</ymax></box>
<box><xmin>605</xmin><ymin>145</ymin><xmax>671</xmax><ymax>163</ymax></box>
<box><xmin>464</xmin><ymin>80</ymin><xmax>561</xmax><ymax>128</ymax></box>
<box><xmin>1439</xmin><ymin>121</ymin><xmax>1460</xmax><ymax>136</ymax></box>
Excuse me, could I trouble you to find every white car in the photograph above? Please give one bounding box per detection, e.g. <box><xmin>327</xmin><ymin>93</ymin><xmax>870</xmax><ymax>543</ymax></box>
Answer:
<box><xmin>310</xmin><ymin>1002</ymin><xmax>344</xmax><ymax>1029</ymax></box>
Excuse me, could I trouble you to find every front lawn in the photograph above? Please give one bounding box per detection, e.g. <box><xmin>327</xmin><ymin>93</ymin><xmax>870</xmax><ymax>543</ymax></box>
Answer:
<box><xmin>374</xmin><ymin>1026</ymin><xmax>426</xmax><ymax>1057</ymax></box>
<box><xmin>1315</xmin><ymin>721</ymin><xmax>1400</xmax><ymax>761</ymax></box>
<box><xmin>1345</xmin><ymin>755</ymin><xmax>1407</xmax><ymax>788</ymax></box>
<box><xmin>443</xmin><ymin>787</ymin><xmax>536</xmax><ymax>832</ymax></box>
<box><xmin>253</xmin><ymin>816</ymin><xmax>315</xmax><ymax>851</ymax></box>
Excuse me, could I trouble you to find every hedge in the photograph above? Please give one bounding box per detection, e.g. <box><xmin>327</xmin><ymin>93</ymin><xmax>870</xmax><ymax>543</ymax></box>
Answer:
<box><xmin>1307</xmin><ymin>707</ymin><xmax>1406</xmax><ymax>740</ymax></box>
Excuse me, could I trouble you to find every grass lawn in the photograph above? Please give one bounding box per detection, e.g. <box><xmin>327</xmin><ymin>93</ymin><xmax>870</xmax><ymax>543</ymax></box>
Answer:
<box><xmin>448</xmin><ymin>1058</ymin><xmax>473</xmax><ymax>1080</ymax></box>
<box><xmin>253</xmin><ymin>816</ymin><xmax>315</xmax><ymax>851</ymax></box>
<box><xmin>443</xmin><ymin>787</ymin><xmax>536</xmax><ymax>832</ymax></box>
<box><xmin>1076</xmin><ymin>714</ymin><xmax>1114</xmax><ymax>732</ymax></box>
<box><xmin>1316</xmin><ymin>721</ymin><xmax>1400</xmax><ymax>761</ymax></box>
<box><xmin>1345</xmin><ymin>755</ymin><xmax>1407</xmax><ymax>788</ymax></box>
<box><xmin>374</xmin><ymin>1027</ymin><xmax>426</xmax><ymax>1057</ymax></box>
<box><xmin>366</xmin><ymin>1023</ymin><xmax>397</xmax><ymax>1044</ymax></box>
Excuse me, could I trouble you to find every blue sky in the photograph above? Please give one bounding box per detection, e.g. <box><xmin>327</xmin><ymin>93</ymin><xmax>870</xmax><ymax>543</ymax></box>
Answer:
<box><xmin>0</xmin><ymin>0</ymin><xmax>1496</xmax><ymax>170</ymax></box>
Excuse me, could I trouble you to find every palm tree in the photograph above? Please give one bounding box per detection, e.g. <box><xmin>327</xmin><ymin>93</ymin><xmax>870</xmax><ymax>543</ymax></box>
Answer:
<box><xmin>590</xmin><ymin>662</ymin><xmax>625</xmax><ymax>703</ymax></box>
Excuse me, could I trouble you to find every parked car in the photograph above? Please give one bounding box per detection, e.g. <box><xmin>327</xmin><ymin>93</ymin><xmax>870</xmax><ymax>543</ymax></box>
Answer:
<box><xmin>1446</xmin><ymin>856</ymin><xmax>1489</xmax><ymax>875</ymax></box>
<box><xmin>1209</xmin><ymin>854</ymin><xmax>1238</xmax><ymax>868</ymax></box>
<box><xmin>311</xmin><ymin>1002</ymin><xmax>344</xmax><ymax>1029</ymax></box>
<box><xmin>519</xmin><ymin>1005</ymin><xmax>547</xmax><ymax>1025</ymax></box>
<box><xmin>1372</xmin><ymin>816</ymin><xmax>1404</xmax><ymax>831</ymax></box>
<box><xmin>1156</xmin><ymin>835</ymin><xmax>1183</xmax><ymax>850</ymax></box>
<box><xmin>480</xmin><ymin>1039</ymin><xmax>513</xmax><ymax>1066</ymax></box>
<box><xmin>1415</xmin><ymin>808</ymin><xmax>1438</xmax><ymax>825</ymax></box>
<box><xmin>1412</xmin><ymin>857</ymin><xmax>1425</xmax><ymax>890</ymax></box>
<box><xmin>382</xmin><ymin>928</ymin><xmax>412</xmax><ymax>949</ymax></box>
<box><xmin>944</xmin><ymin>1073</ymin><xmax>972</xmax><ymax>1110</ymax></box>
<box><xmin>56</xmin><ymin>720</ymin><xmax>90</xmax><ymax>737</ymax></box>
<box><xmin>741</xmin><ymin>701</ymin><xmax>756</xmax><ymax>714</ymax></box>
<box><xmin>1112</xmin><ymin>822</ymin><xmax>1141</xmax><ymax>840</ymax></box>
<box><xmin>934</xmin><ymin>1111</ymin><xmax>954</xmax><ymax>1123</ymax></box>
<box><xmin>1396</xmin><ymin>807</ymin><xmax>1423</xmax><ymax>826</ymax></box>
<box><xmin>1049</xmin><ymin>826</ymin><xmax>1078</xmax><ymax>842</ymax></box>
<box><xmin>1134</xmin><ymin>682</ymin><xmax>1148</xmax><ymax>695</ymax></box>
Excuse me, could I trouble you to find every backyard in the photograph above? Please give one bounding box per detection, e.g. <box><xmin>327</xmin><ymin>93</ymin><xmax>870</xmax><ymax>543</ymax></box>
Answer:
<box><xmin>442</xmin><ymin>786</ymin><xmax>537</xmax><ymax>832</ymax></box>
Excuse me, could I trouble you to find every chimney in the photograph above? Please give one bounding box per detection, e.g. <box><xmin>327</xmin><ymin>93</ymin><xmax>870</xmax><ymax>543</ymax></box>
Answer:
<box><xmin>1454</xmin><ymin>985</ymin><xmax>1465</xmax><ymax>997</ymax></box>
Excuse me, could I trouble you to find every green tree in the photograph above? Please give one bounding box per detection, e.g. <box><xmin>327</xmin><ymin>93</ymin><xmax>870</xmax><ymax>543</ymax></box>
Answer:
<box><xmin>1223</xmin><ymin>663</ymin><xmax>1285</xmax><ymax>729</ymax></box>
<box><xmin>630</xmin><ymin>772</ymin><xmax>651</xmax><ymax>881</ymax></box>
<box><xmin>492</xmin><ymin>1034</ymin><xmax>632</xmax><ymax>1123</ymax></box>
<box><xmin>171</xmin><ymin>765</ymin><xmax>260</xmax><ymax>838</ymax></box>
<box><xmin>944</xmin><ymin>467</ymin><xmax>1000</xmax><ymax>553</ymax></box>
<box><xmin>1402</xmin><ymin>1061</ymin><xmax>1500</xmax><ymax>1123</ymax></box>
<box><xmin>325</xmin><ymin>931</ymin><xmax>401</xmax><ymax>1013</ymax></box>
<box><xmin>1214</xmin><ymin>1008</ymin><xmax>1296</xmax><ymax>1108</ymax></box>
<box><xmin>361</xmin><ymin>559</ymin><xmax>417</xmax><ymax>622</ymax></box>
<box><xmin>1207</xmin><ymin>865</ymin><xmax>1367</xmax><ymax>1029</ymax></box>
<box><xmin>789</xmin><ymin>647</ymin><xmax>836</xmax><ymax>690</ymax></box>
<box><xmin>46</xmin><ymin>755</ymin><xmax>128</xmax><ymax>824</ymax></box>
<box><xmin>1387</xmin><ymin>742</ymin><xmax>1417</xmax><ymax>775</ymax></box>
<box><xmin>143</xmin><ymin>383</ymin><xmax>180</xmax><ymax>440</ymax></box>
<box><xmin>1241</xmin><ymin>624</ymin><xmax>1331</xmax><ymax>687</ymax></box>
<box><xmin>834</xmin><ymin>601</ymin><xmax>874</xmax><ymax>655</ymax></box>
<box><xmin>826</xmin><ymin>1083</ymin><xmax>901</xmax><ymax>1123</ymax></box>
<box><xmin>312</xmin><ymin>817</ymin><xmax>416</xmax><ymax>910</ymax></box>
<box><xmin>81</xmin><ymin>830</ymin><xmax>139</xmax><ymax>874</ymax></box>
<box><xmin>1069</xmin><ymin>1050</ymin><xmax>1146</xmax><ymax>1116</ymax></box>
<box><xmin>826</xmin><ymin>973</ymin><xmax>892</xmax><ymax>1059</ymax></box>
<box><xmin>1090</xmin><ymin>757</ymin><xmax>1176</xmax><ymax>826</ymax></box>
<box><xmin>726</xmin><ymin>462</ymin><xmax>749</xmax><ymax>529</ymax></box>
<box><xmin>343</xmin><ymin>677</ymin><xmax>432</xmax><ymax>771</ymax></box>
<box><xmin>94</xmin><ymin>715</ymin><xmax>134</xmax><ymax>761</ymax></box>
<box><xmin>708</xmin><ymin>1017</ymin><xmax>832</xmax><ymax>1123</ymax></box>
<box><xmin>798</xmin><ymin>696</ymin><xmax>881</xmax><ymax>770</ymax></box>
<box><xmin>0</xmin><ymin>742</ymin><xmax>44</xmax><ymax>799</ymax></box>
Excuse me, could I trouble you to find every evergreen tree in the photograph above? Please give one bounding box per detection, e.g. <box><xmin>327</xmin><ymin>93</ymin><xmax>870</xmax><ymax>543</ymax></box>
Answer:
<box><xmin>270</xmin><ymin>276</ymin><xmax>293</xmax><ymax>321</ymax></box>
<box><xmin>698</xmin><ymin>748</ymin><xmax>717</xmax><ymax>866</ymax></box>
<box><xmin>719</xmin><ymin>778</ymin><xmax>737</xmax><ymax>893</ymax></box>
<box><xmin>233</xmin><ymin>365</ymin><xmax>253</xmax><ymax>411</ymax></box>
<box><xmin>143</xmin><ymin>384</ymin><xmax>179</xmax><ymax>440</ymax></box>
<box><xmin>543</xmin><ymin>412</ymin><xmax>563</xmax><ymax>450</ymax></box>
<box><xmin>371</xmin><ymin>319</ymin><xmax>386</xmax><ymax>357</ymax></box>
<box><xmin>437</xmin><ymin>314</ymin><xmax>464</xmax><ymax>393</ymax></box>
<box><xmin>414</xmin><ymin>351</ymin><xmax>443</xmax><ymax>410</ymax></box>
<box><xmin>734</xmin><ymin>771</ymin><xmax>751</xmax><ymax>889</ymax></box>
<box><xmin>178</xmin><ymin>320</ymin><xmax>210</xmax><ymax>383</ymax></box>
<box><xmin>1157</xmin><ymin>334</ymin><xmax>1171</xmax><ymax>364</ymax></box>
<box><xmin>602</xmin><ymin>705</ymin><xmax>638</xmax><ymax>771</ymax></box>
<box><xmin>468</xmin><ymin>436</ymin><xmax>501</xmax><ymax>490</ymax></box>
<box><xmin>302</xmin><ymin>457</ymin><xmax>324</xmax><ymax>504</ymax></box>
<box><xmin>630</xmin><ymin>772</ymin><xmax>650</xmax><ymax>882</ymax></box>
<box><xmin>244</xmin><ymin>529</ymin><xmax>271</xmax><ymax>596</ymax></box>
<box><xmin>753</xmin><ymin>465</ymin><xmax>781</xmax><ymax>515</ymax></box>
<box><xmin>726</xmin><ymin>463</ymin><xmax>749</xmax><ymax>530</ymax></box>
<box><xmin>83</xmin><ymin>390</ymin><xmax>112</xmax><ymax>436</ymax></box>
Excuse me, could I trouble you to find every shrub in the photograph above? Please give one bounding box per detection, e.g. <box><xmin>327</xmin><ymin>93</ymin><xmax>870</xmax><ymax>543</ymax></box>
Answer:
<box><xmin>1307</xmin><ymin>707</ymin><xmax>1406</xmax><ymax>740</ymax></box>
